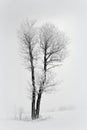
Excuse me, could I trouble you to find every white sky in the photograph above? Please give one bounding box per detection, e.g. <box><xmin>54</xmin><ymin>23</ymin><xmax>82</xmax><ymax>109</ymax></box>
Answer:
<box><xmin>0</xmin><ymin>0</ymin><xmax>87</xmax><ymax>118</ymax></box>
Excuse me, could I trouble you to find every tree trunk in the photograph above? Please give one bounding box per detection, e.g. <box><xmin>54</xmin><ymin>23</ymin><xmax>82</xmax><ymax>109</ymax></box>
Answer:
<box><xmin>36</xmin><ymin>91</ymin><xmax>42</xmax><ymax>118</ymax></box>
<box><xmin>28</xmin><ymin>43</ymin><xmax>36</xmax><ymax>120</ymax></box>
<box><xmin>31</xmin><ymin>65</ymin><xmax>36</xmax><ymax>120</ymax></box>
<box><xmin>31</xmin><ymin>90</ymin><xmax>36</xmax><ymax>119</ymax></box>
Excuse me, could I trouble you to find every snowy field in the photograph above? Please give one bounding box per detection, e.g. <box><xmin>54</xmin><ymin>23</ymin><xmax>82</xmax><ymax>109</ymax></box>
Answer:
<box><xmin>0</xmin><ymin>109</ymin><xmax>87</xmax><ymax>130</ymax></box>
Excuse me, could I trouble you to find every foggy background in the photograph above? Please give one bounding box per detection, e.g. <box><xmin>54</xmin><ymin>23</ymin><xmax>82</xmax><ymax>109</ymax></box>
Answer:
<box><xmin>0</xmin><ymin>0</ymin><xmax>87</xmax><ymax>119</ymax></box>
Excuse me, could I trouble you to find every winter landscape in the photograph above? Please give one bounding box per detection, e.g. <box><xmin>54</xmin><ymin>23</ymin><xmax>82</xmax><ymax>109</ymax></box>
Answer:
<box><xmin>0</xmin><ymin>0</ymin><xmax>87</xmax><ymax>129</ymax></box>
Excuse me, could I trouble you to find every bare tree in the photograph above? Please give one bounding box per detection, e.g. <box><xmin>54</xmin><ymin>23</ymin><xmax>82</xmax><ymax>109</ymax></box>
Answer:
<box><xmin>35</xmin><ymin>23</ymin><xmax>68</xmax><ymax>118</ymax></box>
<box><xmin>18</xmin><ymin>21</ymin><xmax>68</xmax><ymax>119</ymax></box>
<box><xmin>18</xmin><ymin>20</ymin><xmax>38</xmax><ymax>119</ymax></box>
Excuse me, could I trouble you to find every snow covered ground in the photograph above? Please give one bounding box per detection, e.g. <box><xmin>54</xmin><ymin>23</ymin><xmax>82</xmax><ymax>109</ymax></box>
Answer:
<box><xmin>0</xmin><ymin>109</ymin><xmax>87</xmax><ymax>130</ymax></box>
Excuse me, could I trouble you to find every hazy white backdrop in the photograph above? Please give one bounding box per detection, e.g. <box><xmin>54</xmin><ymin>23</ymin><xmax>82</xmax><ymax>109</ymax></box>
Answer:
<box><xmin>0</xmin><ymin>0</ymin><xmax>87</xmax><ymax>121</ymax></box>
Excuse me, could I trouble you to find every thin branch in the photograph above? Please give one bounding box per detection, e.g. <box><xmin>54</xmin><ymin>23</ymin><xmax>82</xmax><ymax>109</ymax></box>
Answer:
<box><xmin>47</xmin><ymin>64</ymin><xmax>62</xmax><ymax>71</ymax></box>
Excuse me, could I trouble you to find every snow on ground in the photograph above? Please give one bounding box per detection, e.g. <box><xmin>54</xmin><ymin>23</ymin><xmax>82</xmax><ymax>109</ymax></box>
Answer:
<box><xmin>0</xmin><ymin>109</ymin><xmax>87</xmax><ymax>130</ymax></box>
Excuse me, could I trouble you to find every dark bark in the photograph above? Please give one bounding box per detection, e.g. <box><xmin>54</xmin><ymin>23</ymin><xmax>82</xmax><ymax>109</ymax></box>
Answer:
<box><xmin>36</xmin><ymin>89</ymin><xmax>42</xmax><ymax>118</ymax></box>
<box><xmin>36</xmin><ymin>42</ymin><xmax>47</xmax><ymax>119</ymax></box>
<box><xmin>31</xmin><ymin>64</ymin><xmax>36</xmax><ymax>119</ymax></box>
<box><xmin>29</xmin><ymin>42</ymin><xmax>36</xmax><ymax>119</ymax></box>
<box><xmin>31</xmin><ymin>90</ymin><xmax>36</xmax><ymax>119</ymax></box>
